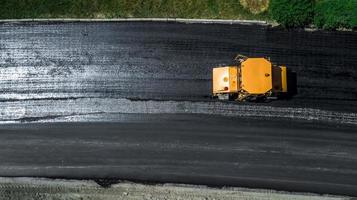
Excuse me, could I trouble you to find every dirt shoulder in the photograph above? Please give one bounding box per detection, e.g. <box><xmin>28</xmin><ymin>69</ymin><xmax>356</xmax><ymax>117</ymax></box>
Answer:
<box><xmin>0</xmin><ymin>178</ymin><xmax>351</xmax><ymax>200</ymax></box>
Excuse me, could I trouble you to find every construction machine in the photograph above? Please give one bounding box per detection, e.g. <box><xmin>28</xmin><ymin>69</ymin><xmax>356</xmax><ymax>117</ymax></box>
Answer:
<box><xmin>212</xmin><ymin>55</ymin><xmax>296</xmax><ymax>102</ymax></box>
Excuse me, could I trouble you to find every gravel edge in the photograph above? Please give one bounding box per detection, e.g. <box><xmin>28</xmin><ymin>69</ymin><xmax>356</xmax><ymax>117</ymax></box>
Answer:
<box><xmin>0</xmin><ymin>18</ymin><xmax>268</xmax><ymax>25</ymax></box>
<box><xmin>0</xmin><ymin>177</ymin><xmax>351</xmax><ymax>200</ymax></box>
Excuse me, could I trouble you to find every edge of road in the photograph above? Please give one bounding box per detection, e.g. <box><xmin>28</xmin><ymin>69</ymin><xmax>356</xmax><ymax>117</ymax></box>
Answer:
<box><xmin>0</xmin><ymin>18</ymin><xmax>269</xmax><ymax>25</ymax></box>
<box><xmin>0</xmin><ymin>177</ymin><xmax>350</xmax><ymax>200</ymax></box>
<box><xmin>1</xmin><ymin>18</ymin><xmax>355</xmax><ymax>32</ymax></box>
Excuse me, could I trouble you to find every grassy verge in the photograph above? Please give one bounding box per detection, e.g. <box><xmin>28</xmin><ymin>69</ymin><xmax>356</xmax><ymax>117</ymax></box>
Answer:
<box><xmin>269</xmin><ymin>0</ymin><xmax>356</xmax><ymax>29</ymax></box>
<box><xmin>314</xmin><ymin>0</ymin><xmax>357</xmax><ymax>30</ymax></box>
<box><xmin>0</xmin><ymin>0</ymin><xmax>354</xmax><ymax>30</ymax></box>
<box><xmin>0</xmin><ymin>0</ymin><xmax>269</xmax><ymax>20</ymax></box>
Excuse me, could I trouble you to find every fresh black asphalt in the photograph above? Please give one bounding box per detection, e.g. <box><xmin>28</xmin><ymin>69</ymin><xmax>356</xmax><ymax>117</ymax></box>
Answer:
<box><xmin>0</xmin><ymin>21</ymin><xmax>356</xmax><ymax>196</ymax></box>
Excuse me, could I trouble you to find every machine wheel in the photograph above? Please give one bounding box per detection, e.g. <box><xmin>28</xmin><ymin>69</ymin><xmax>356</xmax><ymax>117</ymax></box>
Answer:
<box><xmin>241</xmin><ymin>95</ymin><xmax>268</xmax><ymax>102</ymax></box>
<box><xmin>217</xmin><ymin>94</ymin><xmax>229</xmax><ymax>100</ymax></box>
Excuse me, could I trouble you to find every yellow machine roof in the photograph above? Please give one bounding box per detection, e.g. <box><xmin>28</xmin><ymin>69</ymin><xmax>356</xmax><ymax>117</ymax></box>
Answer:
<box><xmin>241</xmin><ymin>58</ymin><xmax>272</xmax><ymax>94</ymax></box>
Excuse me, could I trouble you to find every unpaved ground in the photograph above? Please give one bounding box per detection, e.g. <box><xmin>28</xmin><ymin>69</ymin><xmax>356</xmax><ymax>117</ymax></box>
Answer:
<box><xmin>0</xmin><ymin>177</ymin><xmax>351</xmax><ymax>200</ymax></box>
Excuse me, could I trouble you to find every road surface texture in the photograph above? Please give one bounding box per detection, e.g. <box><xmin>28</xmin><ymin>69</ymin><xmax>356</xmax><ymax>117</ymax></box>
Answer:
<box><xmin>0</xmin><ymin>21</ymin><xmax>357</xmax><ymax>196</ymax></box>
<box><xmin>0</xmin><ymin>178</ymin><xmax>350</xmax><ymax>200</ymax></box>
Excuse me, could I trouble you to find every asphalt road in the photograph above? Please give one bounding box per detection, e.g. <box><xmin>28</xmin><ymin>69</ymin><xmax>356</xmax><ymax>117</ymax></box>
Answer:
<box><xmin>0</xmin><ymin>21</ymin><xmax>357</xmax><ymax>196</ymax></box>
<box><xmin>1</xmin><ymin>117</ymin><xmax>357</xmax><ymax>196</ymax></box>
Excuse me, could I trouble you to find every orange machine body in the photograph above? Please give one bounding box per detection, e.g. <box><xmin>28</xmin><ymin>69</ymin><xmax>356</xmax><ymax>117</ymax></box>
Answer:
<box><xmin>212</xmin><ymin>66</ymin><xmax>239</xmax><ymax>94</ymax></box>
<box><xmin>212</xmin><ymin>58</ymin><xmax>288</xmax><ymax>101</ymax></box>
